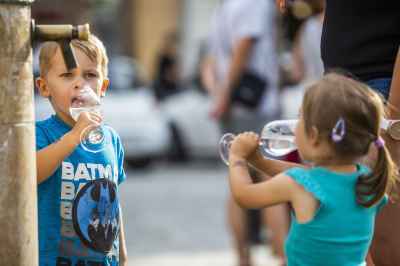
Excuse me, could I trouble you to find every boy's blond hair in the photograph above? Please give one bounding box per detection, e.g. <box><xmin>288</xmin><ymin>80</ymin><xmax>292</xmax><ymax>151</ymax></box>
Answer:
<box><xmin>38</xmin><ymin>34</ymin><xmax>109</xmax><ymax>77</ymax></box>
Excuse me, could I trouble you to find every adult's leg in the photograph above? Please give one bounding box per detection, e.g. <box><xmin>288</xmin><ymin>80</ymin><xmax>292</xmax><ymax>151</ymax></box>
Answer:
<box><xmin>227</xmin><ymin>196</ymin><xmax>252</xmax><ymax>266</ymax></box>
<box><xmin>222</xmin><ymin>108</ymin><xmax>254</xmax><ymax>266</ymax></box>
<box><xmin>366</xmin><ymin>78</ymin><xmax>400</xmax><ymax>266</ymax></box>
<box><xmin>262</xmin><ymin>204</ymin><xmax>289</xmax><ymax>261</ymax></box>
<box><xmin>369</xmin><ymin>132</ymin><xmax>400</xmax><ymax>266</ymax></box>
<box><xmin>370</xmin><ymin>201</ymin><xmax>400</xmax><ymax>266</ymax></box>
<box><xmin>361</xmin><ymin>134</ymin><xmax>400</xmax><ymax>266</ymax></box>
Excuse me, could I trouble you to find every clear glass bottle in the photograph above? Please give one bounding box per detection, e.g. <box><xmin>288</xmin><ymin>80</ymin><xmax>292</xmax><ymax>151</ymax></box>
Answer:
<box><xmin>219</xmin><ymin>120</ymin><xmax>298</xmax><ymax>165</ymax></box>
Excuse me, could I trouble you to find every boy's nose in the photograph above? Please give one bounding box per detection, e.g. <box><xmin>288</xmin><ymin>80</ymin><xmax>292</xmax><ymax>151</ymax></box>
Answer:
<box><xmin>73</xmin><ymin>76</ymin><xmax>85</xmax><ymax>90</ymax></box>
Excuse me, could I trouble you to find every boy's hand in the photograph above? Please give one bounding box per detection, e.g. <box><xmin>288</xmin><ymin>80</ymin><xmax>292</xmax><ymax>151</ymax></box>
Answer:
<box><xmin>69</xmin><ymin>112</ymin><xmax>103</xmax><ymax>145</ymax></box>
<box><xmin>230</xmin><ymin>132</ymin><xmax>259</xmax><ymax>160</ymax></box>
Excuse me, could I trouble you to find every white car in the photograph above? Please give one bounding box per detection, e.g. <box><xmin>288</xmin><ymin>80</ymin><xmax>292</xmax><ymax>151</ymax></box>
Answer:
<box><xmin>34</xmin><ymin>87</ymin><xmax>171</xmax><ymax>168</ymax></box>
<box><xmin>161</xmin><ymin>88</ymin><xmax>221</xmax><ymax>160</ymax></box>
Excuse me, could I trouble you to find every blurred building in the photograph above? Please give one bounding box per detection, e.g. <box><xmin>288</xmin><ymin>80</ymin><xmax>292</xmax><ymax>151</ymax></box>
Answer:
<box><xmin>122</xmin><ymin>0</ymin><xmax>219</xmax><ymax>81</ymax></box>
<box><xmin>32</xmin><ymin>0</ymin><xmax>220</xmax><ymax>81</ymax></box>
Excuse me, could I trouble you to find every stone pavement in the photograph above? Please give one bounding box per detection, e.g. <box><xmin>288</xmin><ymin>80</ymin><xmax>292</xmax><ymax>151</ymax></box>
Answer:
<box><xmin>130</xmin><ymin>246</ymin><xmax>281</xmax><ymax>266</ymax></box>
<box><xmin>120</xmin><ymin>162</ymin><xmax>282</xmax><ymax>266</ymax></box>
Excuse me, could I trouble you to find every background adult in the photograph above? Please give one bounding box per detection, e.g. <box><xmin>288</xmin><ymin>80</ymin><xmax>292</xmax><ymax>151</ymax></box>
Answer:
<box><xmin>203</xmin><ymin>0</ymin><xmax>287</xmax><ymax>265</ymax></box>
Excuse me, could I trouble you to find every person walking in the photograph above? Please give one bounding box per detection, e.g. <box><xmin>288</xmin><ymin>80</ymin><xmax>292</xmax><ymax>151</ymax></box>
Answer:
<box><xmin>203</xmin><ymin>1</ymin><xmax>287</xmax><ymax>265</ymax></box>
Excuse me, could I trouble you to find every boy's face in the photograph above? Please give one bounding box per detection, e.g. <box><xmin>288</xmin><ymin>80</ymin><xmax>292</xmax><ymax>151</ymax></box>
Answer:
<box><xmin>36</xmin><ymin>47</ymin><xmax>109</xmax><ymax>126</ymax></box>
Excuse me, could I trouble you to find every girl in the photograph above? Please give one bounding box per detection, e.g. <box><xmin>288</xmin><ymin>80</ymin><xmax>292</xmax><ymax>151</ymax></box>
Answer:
<box><xmin>228</xmin><ymin>73</ymin><xmax>397</xmax><ymax>266</ymax></box>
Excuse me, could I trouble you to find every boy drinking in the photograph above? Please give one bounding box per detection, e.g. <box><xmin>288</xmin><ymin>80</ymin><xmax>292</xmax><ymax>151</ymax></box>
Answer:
<box><xmin>35</xmin><ymin>35</ymin><xmax>128</xmax><ymax>266</ymax></box>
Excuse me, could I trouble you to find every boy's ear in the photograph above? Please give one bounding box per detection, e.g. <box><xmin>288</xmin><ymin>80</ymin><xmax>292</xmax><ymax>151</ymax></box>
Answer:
<box><xmin>100</xmin><ymin>78</ymin><xmax>109</xmax><ymax>97</ymax></box>
<box><xmin>35</xmin><ymin>77</ymin><xmax>50</xmax><ymax>98</ymax></box>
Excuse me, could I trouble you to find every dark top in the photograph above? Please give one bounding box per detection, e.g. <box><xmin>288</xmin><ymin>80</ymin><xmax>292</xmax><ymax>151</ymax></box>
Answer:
<box><xmin>153</xmin><ymin>54</ymin><xmax>179</xmax><ymax>102</ymax></box>
<box><xmin>321</xmin><ymin>0</ymin><xmax>400</xmax><ymax>81</ymax></box>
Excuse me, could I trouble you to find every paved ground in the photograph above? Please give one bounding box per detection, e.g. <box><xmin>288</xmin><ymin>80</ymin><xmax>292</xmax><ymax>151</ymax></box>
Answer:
<box><xmin>120</xmin><ymin>162</ymin><xmax>281</xmax><ymax>266</ymax></box>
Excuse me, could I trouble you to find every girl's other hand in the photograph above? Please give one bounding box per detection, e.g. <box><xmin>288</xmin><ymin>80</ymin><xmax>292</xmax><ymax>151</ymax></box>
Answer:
<box><xmin>230</xmin><ymin>132</ymin><xmax>259</xmax><ymax>159</ymax></box>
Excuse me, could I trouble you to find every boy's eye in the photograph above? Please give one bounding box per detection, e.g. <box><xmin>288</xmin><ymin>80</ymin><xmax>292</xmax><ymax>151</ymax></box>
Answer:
<box><xmin>60</xmin><ymin>72</ymin><xmax>73</xmax><ymax>78</ymax></box>
<box><xmin>85</xmin><ymin>72</ymin><xmax>99</xmax><ymax>79</ymax></box>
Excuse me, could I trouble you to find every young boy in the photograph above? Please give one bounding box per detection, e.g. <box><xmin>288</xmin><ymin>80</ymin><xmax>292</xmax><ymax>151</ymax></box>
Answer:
<box><xmin>35</xmin><ymin>35</ymin><xmax>128</xmax><ymax>266</ymax></box>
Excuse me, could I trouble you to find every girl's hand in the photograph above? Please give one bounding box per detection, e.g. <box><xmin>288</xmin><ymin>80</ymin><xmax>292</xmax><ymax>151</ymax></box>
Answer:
<box><xmin>230</xmin><ymin>132</ymin><xmax>259</xmax><ymax>159</ymax></box>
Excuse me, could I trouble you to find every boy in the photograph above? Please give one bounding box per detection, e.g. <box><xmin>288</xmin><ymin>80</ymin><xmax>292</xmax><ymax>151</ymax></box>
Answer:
<box><xmin>35</xmin><ymin>35</ymin><xmax>128</xmax><ymax>266</ymax></box>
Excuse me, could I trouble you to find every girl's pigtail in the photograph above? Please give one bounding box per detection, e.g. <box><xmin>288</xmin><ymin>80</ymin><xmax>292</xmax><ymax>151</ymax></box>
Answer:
<box><xmin>356</xmin><ymin>140</ymin><xmax>398</xmax><ymax>207</ymax></box>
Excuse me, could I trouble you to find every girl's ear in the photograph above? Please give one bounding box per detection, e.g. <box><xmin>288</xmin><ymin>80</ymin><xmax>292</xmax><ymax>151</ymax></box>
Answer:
<box><xmin>100</xmin><ymin>78</ymin><xmax>109</xmax><ymax>97</ymax></box>
<box><xmin>35</xmin><ymin>77</ymin><xmax>50</xmax><ymax>98</ymax></box>
<box><xmin>309</xmin><ymin>126</ymin><xmax>321</xmax><ymax>146</ymax></box>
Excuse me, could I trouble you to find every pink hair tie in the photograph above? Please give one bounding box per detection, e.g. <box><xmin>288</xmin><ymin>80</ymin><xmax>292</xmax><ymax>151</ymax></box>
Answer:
<box><xmin>374</xmin><ymin>137</ymin><xmax>385</xmax><ymax>148</ymax></box>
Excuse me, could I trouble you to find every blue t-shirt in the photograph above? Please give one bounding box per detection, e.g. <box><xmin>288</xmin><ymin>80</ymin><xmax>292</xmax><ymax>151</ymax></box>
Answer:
<box><xmin>284</xmin><ymin>165</ymin><xmax>387</xmax><ymax>266</ymax></box>
<box><xmin>36</xmin><ymin>115</ymin><xmax>126</xmax><ymax>266</ymax></box>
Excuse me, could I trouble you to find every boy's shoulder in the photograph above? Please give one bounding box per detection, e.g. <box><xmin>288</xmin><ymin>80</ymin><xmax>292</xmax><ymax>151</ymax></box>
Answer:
<box><xmin>35</xmin><ymin>117</ymin><xmax>51</xmax><ymax>127</ymax></box>
<box><xmin>36</xmin><ymin>115</ymin><xmax>70</xmax><ymax>132</ymax></box>
<box><xmin>35</xmin><ymin>116</ymin><xmax>54</xmax><ymax>128</ymax></box>
<box><xmin>35</xmin><ymin>115</ymin><xmax>69</xmax><ymax>144</ymax></box>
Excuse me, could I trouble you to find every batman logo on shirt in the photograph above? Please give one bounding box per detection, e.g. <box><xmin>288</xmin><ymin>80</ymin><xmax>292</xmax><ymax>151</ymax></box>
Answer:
<box><xmin>72</xmin><ymin>178</ymin><xmax>120</xmax><ymax>254</ymax></box>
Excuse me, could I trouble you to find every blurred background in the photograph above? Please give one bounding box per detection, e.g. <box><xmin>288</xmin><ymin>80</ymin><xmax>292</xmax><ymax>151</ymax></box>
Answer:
<box><xmin>32</xmin><ymin>0</ymin><xmax>323</xmax><ymax>265</ymax></box>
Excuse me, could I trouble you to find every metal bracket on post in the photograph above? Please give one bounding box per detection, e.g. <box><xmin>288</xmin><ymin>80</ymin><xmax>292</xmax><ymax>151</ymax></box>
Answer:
<box><xmin>0</xmin><ymin>0</ymin><xmax>33</xmax><ymax>4</ymax></box>
<box><xmin>31</xmin><ymin>20</ymin><xmax>90</xmax><ymax>71</ymax></box>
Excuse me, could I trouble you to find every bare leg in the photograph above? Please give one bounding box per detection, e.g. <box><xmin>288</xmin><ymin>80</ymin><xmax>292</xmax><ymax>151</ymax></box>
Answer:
<box><xmin>227</xmin><ymin>196</ymin><xmax>252</xmax><ymax>266</ymax></box>
<box><xmin>262</xmin><ymin>204</ymin><xmax>289</xmax><ymax>262</ymax></box>
<box><xmin>370</xmin><ymin>201</ymin><xmax>400</xmax><ymax>266</ymax></box>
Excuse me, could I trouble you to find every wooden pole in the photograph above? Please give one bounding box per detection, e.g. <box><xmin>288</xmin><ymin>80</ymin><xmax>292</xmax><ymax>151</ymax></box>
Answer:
<box><xmin>0</xmin><ymin>1</ymin><xmax>38</xmax><ymax>265</ymax></box>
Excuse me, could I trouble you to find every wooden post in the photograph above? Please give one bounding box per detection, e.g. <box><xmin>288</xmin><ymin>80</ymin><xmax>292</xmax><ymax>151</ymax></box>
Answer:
<box><xmin>0</xmin><ymin>1</ymin><xmax>38</xmax><ymax>265</ymax></box>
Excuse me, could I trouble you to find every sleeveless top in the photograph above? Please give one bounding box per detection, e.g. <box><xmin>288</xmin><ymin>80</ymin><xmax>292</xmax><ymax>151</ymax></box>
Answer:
<box><xmin>284</xmin><ymin>165</ymin><xmax>387</xmax><ymax>266</ymax></box>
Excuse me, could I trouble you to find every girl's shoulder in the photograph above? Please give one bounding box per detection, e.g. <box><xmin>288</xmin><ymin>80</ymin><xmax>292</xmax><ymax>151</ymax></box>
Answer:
<box><xmin>284</xmin><ymin>167</ymin><xmax>326</xmax><ymax>205</ymax></box>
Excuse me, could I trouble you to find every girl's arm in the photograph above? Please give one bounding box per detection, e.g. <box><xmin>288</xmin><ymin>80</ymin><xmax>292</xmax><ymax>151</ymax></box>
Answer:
<box><xmin>228</xmin><ymin>154</ymin><xmax>296</xmax><ymax>209</ymax></box>
<box><xmin>119</xmin><ymin>209</ymin><xmax>128</xmax><ymax>265</ymax></box>
<box><xmin>228</xmin><ymin>132</ymin><xmax>301</xmax><ymax>208</ymax></box>
<box><xmin>248</xmin><ymin>150</ymin><xmax>305</xmax><ymax>177</ymax></box>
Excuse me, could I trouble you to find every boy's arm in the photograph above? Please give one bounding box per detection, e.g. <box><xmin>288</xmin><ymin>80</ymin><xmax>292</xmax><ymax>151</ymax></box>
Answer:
<box><xmin>248</xmin><ymin>150</ymin><xmax>305</xmax><ymax>177</ymax></box>
<box><xmin>36</xmin><ymin>112</ymin><xmax>100</xmax><ymax>184</ymax></box>
<box><xmin>119</xmin><ymin>209</ymin><xmax>128</xmax><ymax>265</ymax></box>
<box><xmin>36</xmin><ymin>131</ymin><xmax>79</xmax><ymax>184</ymax></box>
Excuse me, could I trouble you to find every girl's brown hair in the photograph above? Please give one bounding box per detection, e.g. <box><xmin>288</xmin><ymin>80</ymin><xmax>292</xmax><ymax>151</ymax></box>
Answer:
<box><xmin>302</xmin><ymin>73</ymin><xmax>398</xmax><ymax>207</ymax></box>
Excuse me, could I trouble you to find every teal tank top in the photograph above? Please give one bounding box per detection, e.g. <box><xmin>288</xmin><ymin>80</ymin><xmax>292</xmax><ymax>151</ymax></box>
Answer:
<box><xmin>284</xmin><ymin>164</ymin><xmax>387</xmax><ymax>266</ymax></box>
